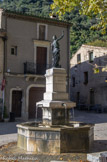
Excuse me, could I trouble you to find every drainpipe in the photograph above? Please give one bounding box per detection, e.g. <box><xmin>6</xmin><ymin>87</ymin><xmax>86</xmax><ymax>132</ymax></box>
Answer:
<box><xmin>2</xmin><ymin>37</ymin><xmax>6</xmax><ymax>76</ymax></box>
<box><xmin>1</xmin><ymin>15</ymin><xmax>7</xmax><ymax>120</ymax></box>
<box><xmin>1</xmin><ymin>36</ymin><xmax>6</xmax><ymax>120</ymax></box>
<box><xmin>67</xmin><ymin>25</ymin><xmax>70</xmax><ymax>98</ymax></box>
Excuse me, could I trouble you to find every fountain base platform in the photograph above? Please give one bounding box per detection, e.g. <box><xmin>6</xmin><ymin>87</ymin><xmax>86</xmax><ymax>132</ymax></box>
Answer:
<box><xmin>17</xmin><ymin>121</ymin><xmax>94</xmax><ymax>154</ymax></box>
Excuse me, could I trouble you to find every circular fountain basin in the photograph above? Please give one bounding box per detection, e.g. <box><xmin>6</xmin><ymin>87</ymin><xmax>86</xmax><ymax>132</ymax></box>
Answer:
<box><xmin>17</xmin><ymin>121</ymin><xmax>94</xmax><ymax>154</ymax></box>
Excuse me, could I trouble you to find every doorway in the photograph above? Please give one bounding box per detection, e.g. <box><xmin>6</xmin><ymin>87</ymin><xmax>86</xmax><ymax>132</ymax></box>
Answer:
<box><xmin>90</xmin><ymin>89</ymin><xmax>95</xmax><ymax>105</ymax></box>
<box><xmin>12</xmin><ymin>90</ymin><xmax>22</xmax><ymax>117</ymax></box>
<box><xmin>29</xmin><ymin>87</ymin><xmax>45</xmax><ymax>119</ymax></box>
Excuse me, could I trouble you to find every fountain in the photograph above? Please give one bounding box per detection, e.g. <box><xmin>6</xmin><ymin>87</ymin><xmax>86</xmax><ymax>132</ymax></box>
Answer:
<box><xmin>17</xmin><ymin>32</ymin><xmax>94</xmax><ymax>154</ymax></box>
<box><xmin>17</xmin><ymin>68</ymin><xmax>94</xmax><ymax>154</ymax></box>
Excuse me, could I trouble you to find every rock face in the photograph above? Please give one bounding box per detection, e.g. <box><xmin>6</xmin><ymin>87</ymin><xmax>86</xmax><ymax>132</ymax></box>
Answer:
<box><xmin>17</xmin><ymin>68</ymin><xmax>94</xmax><ymax>154</ymax></box>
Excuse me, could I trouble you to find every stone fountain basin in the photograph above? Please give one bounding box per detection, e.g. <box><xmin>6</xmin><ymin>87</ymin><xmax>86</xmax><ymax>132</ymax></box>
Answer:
<box><xmin>17</xmin><ymin>121</ymin><xmax>94</xmax><ymax>154</ymax></box>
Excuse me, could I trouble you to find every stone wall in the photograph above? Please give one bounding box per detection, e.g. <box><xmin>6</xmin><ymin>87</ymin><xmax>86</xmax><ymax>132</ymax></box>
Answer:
<box><xmin>70</xmin><ymin>45</ymin><xmax>107</xmax><ymax>107</ymax></box>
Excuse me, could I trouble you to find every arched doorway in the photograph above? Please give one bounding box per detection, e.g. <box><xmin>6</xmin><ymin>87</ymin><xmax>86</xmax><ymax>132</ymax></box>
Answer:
<box><xmin>29</xmin><ymin>87</ymin><xmax>45</xmax><ymax>119</ymax></box>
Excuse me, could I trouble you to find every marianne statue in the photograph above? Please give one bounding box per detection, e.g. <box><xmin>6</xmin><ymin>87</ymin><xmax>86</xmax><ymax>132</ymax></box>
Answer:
<box><xmin>51</xmin><ymin>31</ymin><xmax>64</xmax><ymax>68</ymax></box>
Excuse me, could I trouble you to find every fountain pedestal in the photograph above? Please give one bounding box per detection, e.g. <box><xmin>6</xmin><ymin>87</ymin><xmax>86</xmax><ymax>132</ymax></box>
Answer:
<box><xmin>17</xmin><ymin>68</ymin><xmax>94</xmax><ymax>154</ymax></box>
<box><xmin>37</xmin><ymin>68</ymin><xmax>75</xmax><ymax>125</ymax></box>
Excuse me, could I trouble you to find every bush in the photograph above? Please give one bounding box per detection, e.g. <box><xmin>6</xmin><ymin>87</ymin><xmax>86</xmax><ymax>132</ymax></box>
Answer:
<box><xmin>86</xmin><ymin>40</ymin><xmax>107</xmax><ymax>48</ymax></box>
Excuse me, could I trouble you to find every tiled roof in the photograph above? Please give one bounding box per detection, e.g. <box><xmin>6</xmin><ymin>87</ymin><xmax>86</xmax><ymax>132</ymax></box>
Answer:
<box><xmin>2</xmin><ymin>9</ymin><xmax>72</xmax><ymax>27</ymax></box>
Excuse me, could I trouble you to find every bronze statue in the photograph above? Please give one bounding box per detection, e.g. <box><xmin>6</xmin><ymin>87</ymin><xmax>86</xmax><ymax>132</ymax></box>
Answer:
<box><xmin>51</xmin><ymin>31</ymin><xmax>64</xmax><ymax>68</ymax></box>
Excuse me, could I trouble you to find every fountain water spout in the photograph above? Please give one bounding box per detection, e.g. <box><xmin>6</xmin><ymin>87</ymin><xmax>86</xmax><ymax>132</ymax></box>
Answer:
<box><xmin>35</xmin><ymin>104</ymin><xmax>43</xmax><ymax>121</ymax></box>
<box><xmin>62</xmin><ymin>103</ymin><xmax>75</xmax><ymax>123</ymax></box>
<box><xmin>62</xmin><ymin>103</ymin><xmax>67</xmax><ymax>124</ymax></box>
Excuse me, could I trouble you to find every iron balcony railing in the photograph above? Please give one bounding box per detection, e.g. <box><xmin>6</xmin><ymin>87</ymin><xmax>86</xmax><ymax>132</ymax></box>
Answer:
<box><xmin>24</xmin><ymin>62</ymin><xmax>51</xmax><ymax>75</ymax></box>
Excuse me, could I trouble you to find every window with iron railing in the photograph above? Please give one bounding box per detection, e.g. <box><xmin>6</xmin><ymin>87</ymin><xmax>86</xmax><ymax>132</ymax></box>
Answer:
<box><xmin>24</xmin><ymin>62</ymin><xmax>51</xmax><ymax>75</ymax></box>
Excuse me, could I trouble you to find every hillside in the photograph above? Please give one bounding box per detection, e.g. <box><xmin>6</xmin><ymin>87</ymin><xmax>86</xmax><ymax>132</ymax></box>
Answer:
<box><xmin>0</xmin><ymin>0</ymin><xmax>106</xmax><ymax>57</ymax></box>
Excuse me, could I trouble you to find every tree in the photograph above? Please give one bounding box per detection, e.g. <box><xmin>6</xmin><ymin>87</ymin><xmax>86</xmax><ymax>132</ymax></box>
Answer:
<box><xmin>0</xmin><ymin>0</ymin><xmax>106</xmax><ymax>57</ymax></box>
<box><xmin>0</xmin><ymin>0</ymin><xmax>52</xmax><ymax>17</ymax></box>
<box><xmin>61</xmin><ymin>8</ymin><xmax>107</xmax><ymax>56</ymax></box>
<box><xmin>51</xmin><ymin>0</ymin><xmax>107</xmax><ymax>34</ymax></box>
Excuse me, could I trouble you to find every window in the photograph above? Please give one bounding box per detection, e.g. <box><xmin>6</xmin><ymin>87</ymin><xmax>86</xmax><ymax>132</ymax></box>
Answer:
<box><xmin>11</xmin><ymin>46</ymin><xmax>17</xmax><ymax>55</ymax></box>
<box><xmin>77</xmin><ymin>54</ymin><xmax>81</xmax><ymax>63</ymax></box>
<box><xmin>39</xmin><ymin>25</ymin><xmax>46</xmax><ymax>40</ymax></box>
<box><xmin>84</xmin><ymin>72</ymin><xmax>88</xmax><ymax>84</ymax></box>
<box><xmin>72</xmin><ymin>77</ymin><xmax>75</xmax><ymax>87</ymax></box>
<box><xmin>89</xmin><ymin>51</ymin><xmax>94</xmax><ymax>62</ymax></box>
<box><xmin>37</xmin><ymin>24</ymin><xmax>48</xmax><ymax>40</ymax></box>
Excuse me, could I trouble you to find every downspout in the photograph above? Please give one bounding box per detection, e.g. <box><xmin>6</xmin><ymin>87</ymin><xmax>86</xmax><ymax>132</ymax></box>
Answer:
<box><xmin>67</xmin><ymin>25</ymin><xmax>70</xmax><ymax>98</ymax></box>
<box><xmin>2</xmin><ymin>37</ymin><xmax>6</xmax><ymax>77</ymax></box>
<box><xmin>1</xmin><ymin>36</ymin><xmax>6</xmax><ymax>120</ymax></box>
<box><xmin>1</xmin><ymin>14</ymin><xmax>7</xmax><ymax>120</ymax></box>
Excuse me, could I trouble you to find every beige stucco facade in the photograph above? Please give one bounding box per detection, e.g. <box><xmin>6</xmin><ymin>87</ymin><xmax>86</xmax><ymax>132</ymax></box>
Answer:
<box><xmin>0</xmin><ymin>39</ymin><xmax>3</xmax><ymax>99</ymax></box>
<box><xmin>0</xmin><ymin>9</ymin><xmax>71</xmax><ymax>120</ymax></box>
<box><xmin>70</xmin><ymin>45</ymin><xmax>107</xmax><ymax>108</ymax></box>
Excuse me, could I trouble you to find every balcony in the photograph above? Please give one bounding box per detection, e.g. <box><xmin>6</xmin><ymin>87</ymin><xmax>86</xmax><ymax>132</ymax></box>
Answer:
<box><xmin>24</xmin><ymin>62</ymin><xmax>51</xmax><ymax>75</ymax></box>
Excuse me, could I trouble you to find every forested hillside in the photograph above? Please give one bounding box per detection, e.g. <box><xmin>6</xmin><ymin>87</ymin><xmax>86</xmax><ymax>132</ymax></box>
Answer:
<box><xmin>0</xmin><ymin>0</ymin><xmax>106</xmax><ymax>57</ymax></box>
<box><xmin>0</xmin><ymin>0</ymin><xmax>52</xmax><ymax>17</ymax></box>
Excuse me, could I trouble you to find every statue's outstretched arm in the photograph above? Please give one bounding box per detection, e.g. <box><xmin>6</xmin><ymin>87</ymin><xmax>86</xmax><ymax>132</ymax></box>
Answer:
<box><xmin>57</xmin><ymin>31</ymin><xmax>64</xmax><ymax>41</ymax></box>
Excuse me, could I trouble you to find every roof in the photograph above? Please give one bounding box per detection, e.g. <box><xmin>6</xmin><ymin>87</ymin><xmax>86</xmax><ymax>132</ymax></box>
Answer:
<box><xmin>82</xmin><ymin>44</ymin><xmax>107</xmax><ymax>50</ymax></box>
<box><xmin>71</xmin><ymin>44</ymin><xmax>107</xmax><ymax>59</ymax></box>
<box><xmin>1</xmin><ymin>9</ymin><xmax>72</xmax><ymax>27</ymax></box>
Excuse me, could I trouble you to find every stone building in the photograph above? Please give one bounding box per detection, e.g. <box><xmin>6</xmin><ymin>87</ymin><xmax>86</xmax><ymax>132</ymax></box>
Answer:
<box><xmin>0</xmin><ymin>9</ymin><xmax>71</xmax><ymax>120</ymax></box>
<box><xmin>70</xmin><ymin>44</ymin><xmax>107</xmax><ymax>108</ymax></box>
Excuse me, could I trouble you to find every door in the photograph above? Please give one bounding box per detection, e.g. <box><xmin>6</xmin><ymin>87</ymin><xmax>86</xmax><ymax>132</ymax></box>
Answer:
<box><xmin>76</xmin><ymin>92</ymin><xmax>80</xmax><ymax>104</ymax></box>
<box><xmin>12</xmin><ymin>90</ymin><xmax>22</xmax><ymax>117</ymax></box>
<box><xmin>29</xmin><ymin>87</ymin><xmax>45</xmax><ymax>119</ymax></box>
<box><xmin>36</xmin><ymin>47</ymin><xmax>47</xmax><ymax>74</ymax></box>
<box><xmin>90</xmin><ymin>89</ymin><xmax>95</xmax><ymax>105</ymax></box>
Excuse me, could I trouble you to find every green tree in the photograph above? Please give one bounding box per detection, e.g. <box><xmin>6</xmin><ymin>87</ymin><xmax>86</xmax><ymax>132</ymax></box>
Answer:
<box><xmin>0</xmin><ymin>0</ymin><xmax>106</xmax><ymax>57</ymax></box>
<box><xmin>51</xmin><ymin>0</ymin><xmax>107</xmax><ymax>34</ymax></box>
<box><xmin>0</xmin><ymin>0</ymin><xmax>52</xmax><ymax>17</ymax></box>
<box><xmin>62</xmin><ymin>9</ymin><xmax>107</xmax><ymax>56</ymax></box>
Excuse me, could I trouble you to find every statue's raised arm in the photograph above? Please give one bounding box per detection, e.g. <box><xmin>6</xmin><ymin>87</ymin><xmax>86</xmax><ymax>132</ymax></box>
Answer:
<box><xmin>51</xmin><ymin>31</ymin><xmax>64</xmax><ymax>68</ymax></box>
<box><xmin>57</xmin><ymin>31</ymin><xmax>64</xmax><ymax>42</ymax></box>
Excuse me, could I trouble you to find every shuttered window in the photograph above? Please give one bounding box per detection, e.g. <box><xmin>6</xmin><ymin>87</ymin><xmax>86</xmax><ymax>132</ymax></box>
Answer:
<box><xmin>39</xmin><ymin>25</ymin><xmax>46</xmax><ymax>40</ymax></box>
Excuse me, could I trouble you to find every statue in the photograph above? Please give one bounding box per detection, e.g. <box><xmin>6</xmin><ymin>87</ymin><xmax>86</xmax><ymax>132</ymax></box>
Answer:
<box><xmin>51</xmin><ymin>31</ymin><xmax>64</xmax><ymax>68</ymax></box>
